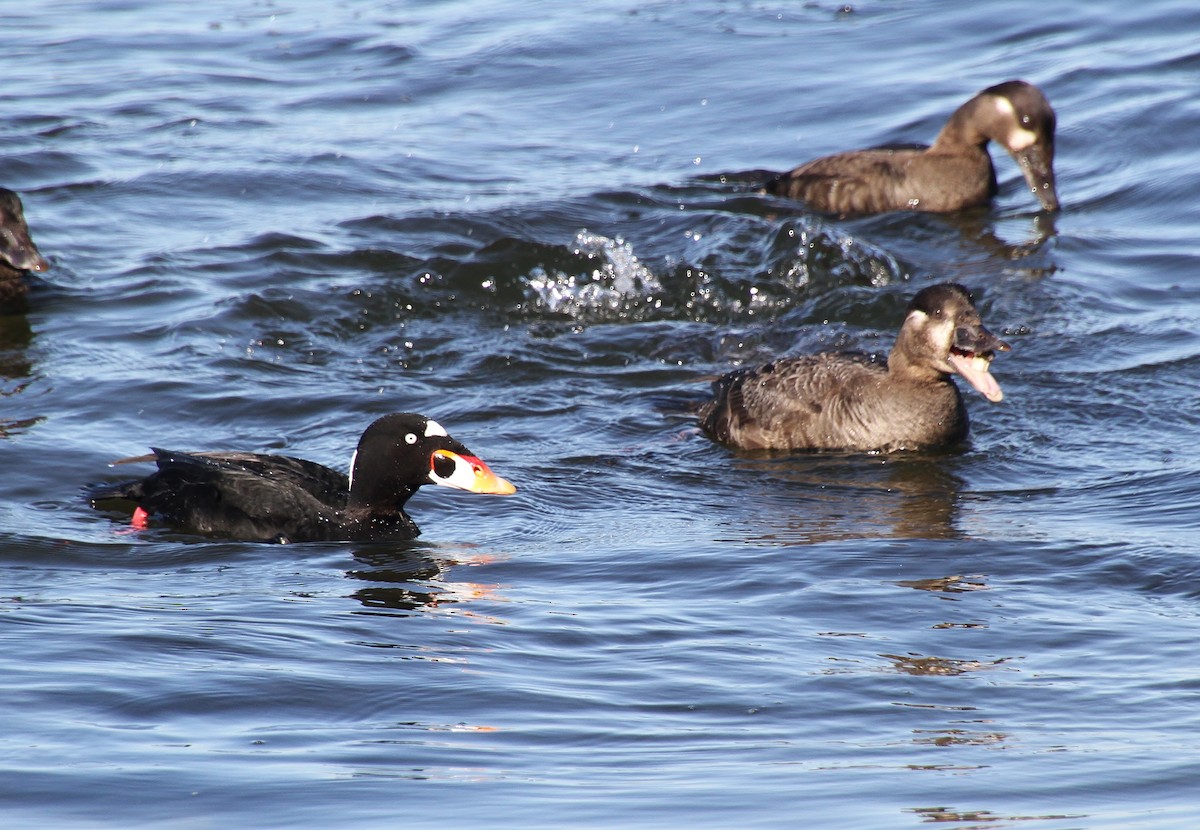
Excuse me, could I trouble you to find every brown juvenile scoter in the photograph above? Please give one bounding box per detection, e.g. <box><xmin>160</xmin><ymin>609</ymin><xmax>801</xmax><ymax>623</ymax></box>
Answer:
<box><xmin>698</xmin><ymin>283</ymin><xmax>1010</xmax><ymax>453</ymax></box>
<box><xmin>90</xmin><ymin>412</ymin><xmax>516</xmax><ymax>543</ymax></box>
<box><xmin>765</xmin><ymin>80</ymin><xmax>1058</xmax><ymax>215</ymax></box>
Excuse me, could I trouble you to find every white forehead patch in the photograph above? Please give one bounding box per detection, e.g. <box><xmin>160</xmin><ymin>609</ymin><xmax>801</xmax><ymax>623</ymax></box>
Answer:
<box><xmin>424</xmin><ymin>419</ymin><xmax>448</xmax><ymax>438</ymax></box>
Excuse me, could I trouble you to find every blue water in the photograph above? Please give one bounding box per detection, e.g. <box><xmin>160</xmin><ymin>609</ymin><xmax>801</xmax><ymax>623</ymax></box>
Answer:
<box><xmin>4</xmin><ymin>1</ymin><xmax>1200</xmax><ymax>827</ymax></box>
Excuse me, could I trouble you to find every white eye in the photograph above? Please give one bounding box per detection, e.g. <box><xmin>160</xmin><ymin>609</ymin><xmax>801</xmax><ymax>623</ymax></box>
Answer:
<box><xmin>405</xmin><ymin>433</ymin><xmax>418</xmax><ymax>444</ymax></box>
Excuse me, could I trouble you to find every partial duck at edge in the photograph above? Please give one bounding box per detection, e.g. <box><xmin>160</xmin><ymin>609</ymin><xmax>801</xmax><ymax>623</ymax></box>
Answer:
<box><xmin>698</xmin><ymin>283</ymin><xmax>1010</xmax><ymax>453</ymax></box>
<box><xmin>765</xmin><ymin>80</ymin><xmax>1058</xmax><ymax>216</ymax></box>
<box><xmin>0</xmin><ymin>188</ymin><xmax>50</xmax><ymax>306</ymax></box>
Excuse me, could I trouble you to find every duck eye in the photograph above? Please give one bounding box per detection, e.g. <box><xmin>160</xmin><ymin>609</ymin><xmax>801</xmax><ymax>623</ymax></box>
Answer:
<box><xmin>405</xmin><ymin>433</ymin><xmax>417</xmax><ymax>445</ymax></box>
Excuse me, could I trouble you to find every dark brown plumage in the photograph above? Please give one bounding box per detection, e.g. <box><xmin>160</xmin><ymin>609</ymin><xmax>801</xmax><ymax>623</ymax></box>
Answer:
<box><xmin>765</xmin><ymin>80</ymin><xmax>1058</xmax><ymax>215</ymax></box>
<box><xmin>90</xmin><ymin>413</ymin><xmax>517</xmax><ymax>543</ymax></box>
<box><xmin>0</xmin><ymin>188</ymin><xmax>50</xmax><ymax>306</ymax></box>
<box><xmin>698</xmin><ymin>284</ymin><xmax>1010</xmax><ymax>453</ymax></box>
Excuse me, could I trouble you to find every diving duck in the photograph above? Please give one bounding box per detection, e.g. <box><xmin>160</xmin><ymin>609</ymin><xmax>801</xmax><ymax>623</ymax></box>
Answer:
<box><xmin>765</xmin><ymin>80</ymin><xmax>1058</xmax><ymax>215</ymax></box>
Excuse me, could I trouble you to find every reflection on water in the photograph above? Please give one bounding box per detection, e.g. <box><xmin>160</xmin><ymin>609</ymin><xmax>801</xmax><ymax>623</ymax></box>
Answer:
<box><xmin>897</xmin><ymin>574</ymin><xmax>990</xmax><ymax>594</ymax></box>
<box><xmin>911</xmin><ymin>726</ymin><xmax>1008</xmax><ymax>748</ymax></box>
<box><xmin>0</xmin><ymin>313</ymin><xmax>39</xmax><ymax>438</ymax></box>
<box><xmin>906</xmin><ymin>805</ymin><xmax>1087</xmax><ymax>824</ymax></box>
<box><xmin>879</xmin><ymin>653</ymin><xmax>1016</xmax><ymax>677</ymax></box>
<box><xmin>345</xmin><ymin>544</ymin><xmax>508</xmax><ymax>623</ymax></box>
<box><xmin>728</xmin><ymin>454</ymin><xmax>965</xmax><ymax>545</ymax></box>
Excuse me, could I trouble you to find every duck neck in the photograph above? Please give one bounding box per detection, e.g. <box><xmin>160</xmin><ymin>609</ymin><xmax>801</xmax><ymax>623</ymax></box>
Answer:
<box><xmin>930</xmin><ymin>97</ymin><xmax>992</xmax><ymax>151</ymax></box>
<box><xmin>345</xmin><ymin>463</ymin><xmax>420</xmax><ymax>518</ymax></box>
<box><xmin>887</xmin><ymin>329</ymin><xmax>949</xmax><ymax>384</ymax></box>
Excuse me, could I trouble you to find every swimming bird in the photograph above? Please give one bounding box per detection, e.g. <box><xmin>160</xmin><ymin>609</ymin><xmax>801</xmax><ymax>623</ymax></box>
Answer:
<box><xmin>90</xmin><ymin>412</ymin><xmax>517</xmax><ymax>543</ymax></box>
<box><xmin>765</xmin><ymin>80</ymin><xmax>1058</xmax><ymax>215</ymax></box>
<box><xmin>0</xmin><ymin>188</ymin><xmax>50</xmax><ymax>306</ymax></box>
<box><xmin>698</xmin><ymin>283</ymin><xmax>1009</xmax><ymax>452</ymax></box>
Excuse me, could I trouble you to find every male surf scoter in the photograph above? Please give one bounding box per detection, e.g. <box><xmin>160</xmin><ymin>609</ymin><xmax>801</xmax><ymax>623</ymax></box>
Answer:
<box><xmin>765</xmin><ymin>80</ymin><xmax>1058</xmax><ymax>215</ymax></box>
<box><xmin>90</xmin><ymin>412</ymin><xmax>516</xmax><ymax>543</ymax></box>
<box><xmin>0</xmin><ymin>188</ymin><xmax>50</xmax><ymax>306</ymax></box>
<box><xmin>698</xmin><ymin>283</ymin><xmax>1009</xmax><ymax>453</ymax></box>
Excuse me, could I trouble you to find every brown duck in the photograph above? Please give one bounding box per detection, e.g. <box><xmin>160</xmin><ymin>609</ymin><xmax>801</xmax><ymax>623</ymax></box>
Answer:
<box><xmin>698</xmin><ymin>283</ymin><xmax>1010</xmax><ymax>453</ymax></box>
<box><xmin>765</xmin><ymin>80</ymin><xmax>1058</xmax><ymax>215</ymax></box>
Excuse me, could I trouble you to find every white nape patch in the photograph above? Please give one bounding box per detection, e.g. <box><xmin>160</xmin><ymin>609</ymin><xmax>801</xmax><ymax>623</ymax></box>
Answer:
<box><xmin>347</xmin><ymin>449</ymin><xmax>358</xmax><ymax>491</ymax></box>
<box><xmin>424</xmin><ymin>419</ymin><xmax>448</xmax><ymax>438</ymax></box>
<box><xmin>993</xmin><ymin>95</ymin><xmax>1016</xmax><ymax>118</ymax></box>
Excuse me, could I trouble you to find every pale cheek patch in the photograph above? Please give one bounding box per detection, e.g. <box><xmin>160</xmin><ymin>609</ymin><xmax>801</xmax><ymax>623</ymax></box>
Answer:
<box><xmin>1007</xmin><ymin>126</ymin><xmax>1039</xmax><ymax>151</ymax></box>
<box><xmin>992</xmin><ymin>97</ymin><xmax>1039</xmax><ymax>150</ymax></box>
<box><xmin>424</xmin><ymin>419</ymin><xmax>448</xmax><ymax>438</ymax></box>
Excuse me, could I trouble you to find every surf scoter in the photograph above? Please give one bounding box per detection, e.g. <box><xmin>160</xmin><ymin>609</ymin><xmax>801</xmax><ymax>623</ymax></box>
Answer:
<box><xmin>90</xmin><ymin>412</ymin><xmax>516</xmax><ymax>543</ymax></box>
<box><xmin>698</xmin><ymin>283</ymin><xmax>1009</xmax><ymax>452</ymax></box>
<box><xmin>0</xmin><ymin>188</ymin><xmax>50</xmax><ymax>305</ymax></box>
<box><xmin>765</xmin><ymin>80</ymin><xmax>1058</xmax><ymax>215</ymax></box>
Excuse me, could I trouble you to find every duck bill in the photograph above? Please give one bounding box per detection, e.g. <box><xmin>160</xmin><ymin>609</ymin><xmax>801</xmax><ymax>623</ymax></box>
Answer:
<box><xmin>949</xmin><ymin>325</ymin><xmax>1009</xmax><ymax>403</ymax></box>
<box><xmin>1015</xmin><ymin>143</ymin><xmax>1059</xmax><ymax>211</ymax></box>
<box><xmin>430</xmin><ymin>449</ymin><xmax>517</xmax><ymax>495</ymax></box>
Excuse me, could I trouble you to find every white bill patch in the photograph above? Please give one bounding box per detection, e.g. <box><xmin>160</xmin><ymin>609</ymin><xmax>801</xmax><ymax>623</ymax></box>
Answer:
<box><xmin>428</xmin><ymin>450</ymin><xmax>475</xmax><ymax>491</ymax></box>
<box><xmin>424</xmin><ymin>419</ymin><xmax>448</xmax><ymax>438</ymax></box>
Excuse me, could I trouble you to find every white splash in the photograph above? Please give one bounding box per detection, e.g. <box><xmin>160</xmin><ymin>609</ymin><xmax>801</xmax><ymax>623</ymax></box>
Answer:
<box><xmin>525</xmin><ymin>230</ymin><xmax>664</xmax><ymax>318</ymax></box>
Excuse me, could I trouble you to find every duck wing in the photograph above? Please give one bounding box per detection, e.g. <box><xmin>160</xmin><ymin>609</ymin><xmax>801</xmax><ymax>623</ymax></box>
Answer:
<box><xmin>766</xmin><ymin>149</ymin><xmax>924</xmax><ymax>215</ymax></box>
<box><xmin>700</xmin><ymin>353</ymin><xmax>886</xmax><ymax>451</ymax></box>
<box><xmin>105</xmin><ymin>449</ymin><xmax>352</xmax><ymax>542</ymax></box>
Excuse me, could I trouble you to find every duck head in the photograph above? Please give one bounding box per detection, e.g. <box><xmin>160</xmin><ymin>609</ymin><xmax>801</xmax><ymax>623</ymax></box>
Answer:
<box><xmin>894</xmin><ymin>283</ymin><xmax>1011</xmax><ymax>402</ymax></box>
<box><xmin>347</xmin><ymin>412</ymin><xmax>516</xmax><ymax>512</ymax></box>
<box><xmin>979</xmin><ymin>80</ymin><xmax>1059</xmax><ymax>211</ymax></box>
<box><xmin>0</xmin><ymin>189</ymin><xmax>50</xmax><ymax>273</ymax></box>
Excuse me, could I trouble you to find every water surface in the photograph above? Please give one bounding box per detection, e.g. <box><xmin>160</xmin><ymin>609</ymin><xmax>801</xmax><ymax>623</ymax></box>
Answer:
<box><xmin>3</xmin><ymin>1</ymin><xmax>1200</xmax><ymax>827</ymax></box>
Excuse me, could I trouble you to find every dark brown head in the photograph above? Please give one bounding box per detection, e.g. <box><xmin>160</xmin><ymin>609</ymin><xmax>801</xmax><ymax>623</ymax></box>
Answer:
<box><xmin>977</xmin><ymin>81</ymin><xmax>1059</xmax><ymax>211</ymax></box>
<box><xmin>892</xmin><ymin>283</ymin><xmax>1010</xmax><ymax>402</ymax></box>
<box><xmin>0</xmin><ymin>189</ymin><xmax>50</xmax><ymax>274</ymax></box>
